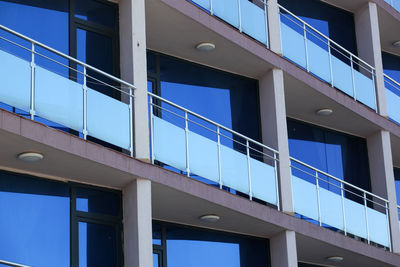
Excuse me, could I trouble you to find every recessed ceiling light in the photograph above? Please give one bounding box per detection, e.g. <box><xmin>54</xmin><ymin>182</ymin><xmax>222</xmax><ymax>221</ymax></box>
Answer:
<box><xmin>195</xmin><ymin>42</ymin><xmax>216</xmax><ymax>52</ymax></box>
<box><xmin>326</xmin><ymin>256</ymin><xmax>343</xmax><ymax>263</ymax></box>
<box><xmin>392</xmin><ymin>40</ymin><xmax>400</xmax><ymax>47</ymax></box>
<box><xmin>199</xmin><ymin>214</ymin><xmax>220</xmax><ymax>222</ymax></box>
<box><xmin>316</xmin><ymin>108</ymin><xmax>333</xmax><ymax>116</ymax></box>
<box><xmin>18</xmin><ymin>152</ymin><xmax>44</xmax><ymax>162</ymax></box>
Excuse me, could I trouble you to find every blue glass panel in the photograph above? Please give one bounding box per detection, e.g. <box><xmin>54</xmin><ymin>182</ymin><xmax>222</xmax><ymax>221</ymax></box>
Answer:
<box><xmin>35</xmin><ymin>66</ymin><xmax>84</xmax><ymax>132</ymax></box>
<box><xmin>213</xmin><ymin>0</ymin><xmax>240</xmax><ymax>28</ymax></box>
<box><xmin>240</xmin><ymin>0</ymin><xmax>268</xmax><ymax>45</ymax></box>
<box><xmin>307</xmin><ymin>39</ymin><xmax>331</xmax><ymax>83</ymax></box>
<box><xmin>153</xmin><ymin>116</ymin><xmax>186</xmax><ymax>172</ymax></box>
<box><xmin>292</xmin><ymin>175</ymin><xmax>319</xmax><ymax>221</ymax></box>
<box><xmin>192</xmin><ymin>0</ymin><xmax>211</xmax><ymax>11</ymax></box>
<box><xmin>76</xmin><ymin>187</ymin><xmax>121</xmax><ymax>216</ymax></box>
<box><xmin>0</xmin><ymin>173</ymin><xmax>69</xmax><ymax>267</ymax></box>
<box><xmin>394</xmin><ymin>0</ymin><xmax>400</xmax><ymax>11</ymax></box>
<box><xmin>87</xmin><ymin>88</ymin><xmax>131</xmax><ymax>149</ymax></box>
<box><xmin>331</xmin><ymin>56</ymin><xmax>353</xmax><ymax>97</ymax></box>
<box><xmin>220</xmin><ymin>146</ymin><xmax>249</xmax><ymax>195</ymax></box>
<box><xmin>280</xmin><ymin>23</ymin><xmax>307</xmax><ymax>68</ymax></box>
<box><xmin>319</xmin><ymin>187</ymin><xmax>344</xmax><ymax>230</ymax></box>
<box><xmin>153</xmin><ymin>254</ymin><xmax>159</xmax><ymax>267</ymax></box>
<box><xmin>354</xmin><ymin>71</ymin><xmax>376</xmax><ymax>110</ymax></box>
<box><xmin>188</xmin><ymin>131</ymin><xmax>219</xmax><ymax>183</ymax></box>
<box><xmin>344</xmin><ymin>198</ymin><xmax>367</xmax><ymax>239</ymax></box>
<box><xmin>386</xmin><ymin>86</ymin><xmax>400</xmax><ymax>123</ymax></box>
<box><xmin>78</xmin><ymin>222</ymin><xmax>117</xmax><ymax>267</ymax></box>
<box><xmin>367</xmin><ymin>208</ymin><xmax>390</xmax><ymax>247</ymax></box>
<box><xmin>0</xmin><ymin>49</ymin><xmax>31</xmax><ymax>112</ymax></box>
<box><xmin>250</xmin><ymin>158</ymin><xmax>277</xmax><ymax>205</ymax></box>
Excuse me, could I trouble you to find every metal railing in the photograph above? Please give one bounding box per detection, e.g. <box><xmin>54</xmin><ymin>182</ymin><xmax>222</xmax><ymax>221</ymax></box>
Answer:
<box><xmin>0</xmin><ymin>260</ymin><xmax>31</xmax><ymax>267</ymax></box>
<box><xmin>189</xmin><ymin>0</ymin><xmax>269</xmax><ymax>46</ymax></box>
<box><xmin>383</xmin><ymin>73</ymin><xmax>400</xmax><ymax>124</ymax></box>
<box><xmin>148</xmin><ymin>92</ymin><xmax>280</xmax><ymax>208</ymax></box>
<box><xmin>278</xmin><ymin>5</ymin><xmax>378</xmax><ymax>111</ymax></box>
<box><xmin>290</xmin><ymin>157</ymin><xmax>392</xmax><ymax>250</ymax></box>
<box><xmin>0</xmin><ymin>24</ymin><xmax>136</xmax><ymax>156</ymax></box>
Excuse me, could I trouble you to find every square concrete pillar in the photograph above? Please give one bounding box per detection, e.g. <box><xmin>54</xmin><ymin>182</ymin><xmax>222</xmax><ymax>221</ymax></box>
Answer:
<box><xmin>270</xmin><ymin>230</ymin><xmax>298</xmax><ymax>267</ymax></box>
<box><xmin>123</xmin><ymin>178</ymin><xmax>153</xmax><ymax>267</ymax></box>
<box><xmin>355</xmin><ymin>2</ymin><xmax>387</xmax><ymax>117</ymax></box>
<box><xmin>267</xmin><ymin>0</ymin><xmax>282</xmax><ymax>55</ymax></box>
<box><xmin>367</xmin><ymin>130</ymin><xmax>400</xmax><ymax>252</ymax></box>
<box><xmin>120</xmin><ymin>0</ymin><xmax>150</xmax><ymax>161</ymax></box>
<box><xmin>259</xmin><ymin>68</ymin><xmax>293</xmax><ymax>213</ymax></box>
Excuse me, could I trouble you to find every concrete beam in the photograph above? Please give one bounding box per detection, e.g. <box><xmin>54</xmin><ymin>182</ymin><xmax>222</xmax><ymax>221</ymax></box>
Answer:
<box><xmin>270</xmin><ymin>230</ymin><xmax>298</xmax><ymax>267</ymax></box>
<box><xmin>123</xmin><ymin>178</ymin><xmax>153</xmax><ymax>267</ymax></box>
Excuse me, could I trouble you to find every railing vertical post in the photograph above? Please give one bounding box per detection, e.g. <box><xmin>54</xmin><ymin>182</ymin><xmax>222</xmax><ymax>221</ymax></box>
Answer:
<box><xmin>184</xmin><ymin>111</ymin><xmax>190</xmax><ymax>177</ymax></box>
<box><xmin>274</xmin><ymin>152</ymin><xmax>280</xmax><ymax>211</ymax></box>
<box><xmin>29</xmin><ymin>43</ymin><xmax>36</xmax><ymax>120</ymax></box>
<box><xmin>149</xmin><ymin>95</ymin><xmax>155</xmax><ymax>164</ymax></box>
<box><xmin>340</xmin><ymin>183</ymin><xmax>347</xmax><ymax>236</ymax></box>
<box><xmin>264</xmin><ymin>0</ymin><xmax>269</xmax><ymax>47</ymax></box>
<box><xmin>316</xmin><ymin>171</ymin><xmax>322</xmax><ymax>226</ymax></box>
<box><xmin>364</xmin><ymin>192</ymin><xmax>370</xmax><ymax>244</ymax></box>
<box><xmin>385</xmin><ymin>201</ymin><xmax>392</xmax><ymax>252</ymax></box>
<box><xmin>246</xmin><ymin>140</ymin><xmax>252</xmax><ymax>200</ymax></box>
<box><xmin>82</xmin><ymin>66</ymin><xmax>88</xmax><ymax>140</ymax></box>
<box><xmin>210</xmin><ymin>0</ymin><xmax>213</xmax><ymax>15</ymax></box>
<box><xmin>371</xmin><ymin>69</ymin><xmax>378</xmax><ymax>113</ymax></box>
<box><xmin>303</xmin><ymin>24</ymin><xmax>310</xmax><ymax>72</ymax></box>
<box><xmin>238</xmin><ymin>0</ymin><xmax>242</xmax><ymax>32</ymax></box>
<box><xmin>217</xmin><ymin>126</ymin><xmax>223</xmax><ymax>189</ymax></box>
<box><xmin>328</xmin><ymin>40</ymin><xmax>334</xmax><ymax>87</ymax></box>
<box><xmin>129</xmin><ymin>87</ymin><xmax>134</xmax><ymax>157</ymax></box>
<box><xmin>350</xmin><ymin>55</ymin><xmax>357</xmax><ymax>101</ymax></box>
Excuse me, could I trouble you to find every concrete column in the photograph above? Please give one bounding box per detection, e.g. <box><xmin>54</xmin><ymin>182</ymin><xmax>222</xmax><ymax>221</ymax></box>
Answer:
<box><xmin>120</xmin><ymin>0</ymin><xmax>150</xmax><ymax>161</ymax></box>
<box><xmin>123</xmin><ymin>179</ymin><xmax>153</xmax><ymax>267</ymax></box>
<box><xmin>355</xmin><ymin>2</ymin><xmax>387</xmax><ymax>117</ymax></box>
<box><xmin>267</xmin><ymin>0</ymin><xmax>282</xmax><ymax>55</ymax></box>
<box><xmin>367</xmin><ymin>130</ymin><xmax>400</xmax><ymax>252</ymax></box>
<box><xmin>259</xmin><ymin>68</ymin><xmax>293</xmax><ymax>213</ymax></box>
<box><xmin>270</xmin><ymin>230</ymin><xmax>298</xmax><ymax>267</ymax></box>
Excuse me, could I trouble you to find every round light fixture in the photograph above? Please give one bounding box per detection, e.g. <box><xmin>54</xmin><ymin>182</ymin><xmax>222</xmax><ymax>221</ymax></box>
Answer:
<box><xmin>18</xmin><ymin>152</ymin><xmax>44</xmax><ymax>162</ymax></box>
<box><xmin>392</xmin><ymin>40</ymin><xmax>400</xmax><ymax>47</ymax></box>
<box><xmin>326</xmin><ymin>256</ymin><xmax>344</xmax><ymax>263</ymax></box>
<box><xmin>316</xmin><ymin>108</ymin><xmax>333</xmax><ymax>116</ymax></box>
<box><xmin>199</xmin><ymin>214</ymin><xmax>220</xmax><ymax>222</ymax></box>
<box><xmin>195</xmin><ymin>42</ymin><xmax>216</xmax><ymax>52</ymax></box>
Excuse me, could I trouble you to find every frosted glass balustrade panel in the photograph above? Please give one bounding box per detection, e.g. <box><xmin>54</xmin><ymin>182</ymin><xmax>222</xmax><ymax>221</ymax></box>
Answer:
<box><xmin>35</xmin><ymin>66</ymin><xmax>83</xmax><ymax>132</ymax></box>
<box><xmin>220</xmin><ymin>146</ymin><xmax>249</xmax><ymax>195</ymax></box>
<box><xmin>331</xmin><ymin>56</ymin><xmax>353</xmax><ymax>97</ymax></box>
<box><xmin>191</xmin><ymin>0</ymin><xmax>210</xmax><ymax>10</ymax></box>
<box><xmin>367</xmin><ymin>207</ymin><xmax>390</xmax><ymax>247</ymax></box>
<box><xmin>354</xmin><ymin>71</ymin><xmax>376</xmax><ymax>110</ymax></box>
<box><xmin>213</xmin><ymin>0</ymin><xmax>240</xmax><ymax>28</ymax></box>
<box><xmin>153</xmin><ymin>116</ymin><xmax>186</xmax><ymax>172</ymax></box>
<box><xmin>292</xmin><ymin>176</ymin><xmax>319</xmax><ymax>221</ymax></box>
<box><xmin>0</xmin><ymin>49</ymin><xmax>31</xmax><ymax>112</ymax></box>
<box><xmin>280</xmin><ymin>23</ymin><xmax>307</xmax><ymax>68</ymax></box>
<box><xmin>240</xmin><ymin>0</ymin><xmax>268</xmax><ymax>45</ymax></box>
<box><xmin>344</xmin><ymin>199</ymin><xmax>367</xmax><ymax>239</ymax></box>
<box><xmin>386</xmin><ymin>88</ymin><xmax>400</xmax><ymax>123</ymax></box>
<box><xmin>188</xmin><ymin>131</ymin><xmax>219</xmax><ymax>183</ymax></box>
<box><xmin>307</xmin><ymin>40</ymin><xmax>331</xmax><ymax>83</ymax></box>
<box><xmin>319</xmin><ymin>187</ymin><xmax>344</xmax><ymax>230</ymax></box>
<box><xmin>87</xmin><ymin>88</ymin><xmax>130</xmax><ymax>149</ymax></box>
<box><xmin>250</xmin><ymin>158</ymin><xmax>277</xmax><ymax>205</ymax></box>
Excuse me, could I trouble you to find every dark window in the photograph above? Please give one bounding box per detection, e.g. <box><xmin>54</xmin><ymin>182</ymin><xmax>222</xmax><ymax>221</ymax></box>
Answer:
<box><xmin>74</xmin><ymin>0</ymin><xmax>117</xmax><ymax>28</ymax></box>
<box><xmin>76</xmin><ymin>186</ymin><xmax>121</xmax><ymax>216</ymax></box>
<box><xmin>394</xmin><ymin>167</ymin><xmax>400</xmax><ymax>207</ymax></box>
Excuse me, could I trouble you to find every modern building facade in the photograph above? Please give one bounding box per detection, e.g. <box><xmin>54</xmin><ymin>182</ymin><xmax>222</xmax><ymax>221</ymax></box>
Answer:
<box><xmin>1</xmin><ymin>0</ymin><xmax>400</xmax><ymax>266</ymax></box>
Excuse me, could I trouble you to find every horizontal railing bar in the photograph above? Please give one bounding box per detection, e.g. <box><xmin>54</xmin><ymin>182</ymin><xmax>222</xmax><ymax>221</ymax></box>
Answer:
<box><xmin>290</xmin><ymin>157</ymin><xmax>389</xmax><ymax>203</ymax></box>
<box><xmin>384</xmin><ymin>73</ymin><xmax>400</xmax><ymax>89</ymax></box>
<box><xmin>0</xmin><ymin>260</ymin><xmax>31</xmax><ymax>267</ymax></box>
<box><xmin>148</xmin><ymin>92</ymin><xmax>279</xmax><ymax>154</ymax></box>
<box><xmin>0</xmin><ymin>24</ymin><xmax>135</xmax><ymax>90</ymax></box>
<box><xmin>278</xmin><ymin>4</ymin><xmax>375</xmax><ymax>71</ymax></box>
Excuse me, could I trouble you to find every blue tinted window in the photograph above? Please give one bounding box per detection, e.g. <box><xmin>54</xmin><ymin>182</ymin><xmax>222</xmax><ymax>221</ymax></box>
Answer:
<box><xmin>76</xmin><ymin>187</ymin><xmax>121</xmax><ymax>216</ymax></box>
<box><xmin>74</xmin><ymin>0</ymin><xmax>116</xmax><ymax>28</ymax></box>
<box><xmin>79</xmin><ymin>222</ymin><xmax>117</xmax><ymax>267</ymax></box>
<box><xmin>0</xmin><ymin>172</ymin><xmax>70</xmax><ymax>267</ymax></box>
<box><xmin>152</xmin><ymin>223</ymin><xmax>162</xmax><ymax>245</ymax></box>
<box><xmin>394</xmin><ymin>168</ymin><xmax>400</xmax><ymax>206</ymax></box>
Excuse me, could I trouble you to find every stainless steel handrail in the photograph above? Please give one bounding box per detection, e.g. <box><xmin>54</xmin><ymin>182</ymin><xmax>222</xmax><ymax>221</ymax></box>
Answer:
<box><xmin>0</xmin><ymin>260</ymin><xmax>31</xmax><ymax>267</ymax></box>
<box><xmin>384</xmin><ymin>73</ymin><xmax>400</xmax><ymax>91</ymax></box>
<box><xmin>0</xmin><ymin>24</ymin><xmax>135</xmax><ymax>90</ymax></box>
